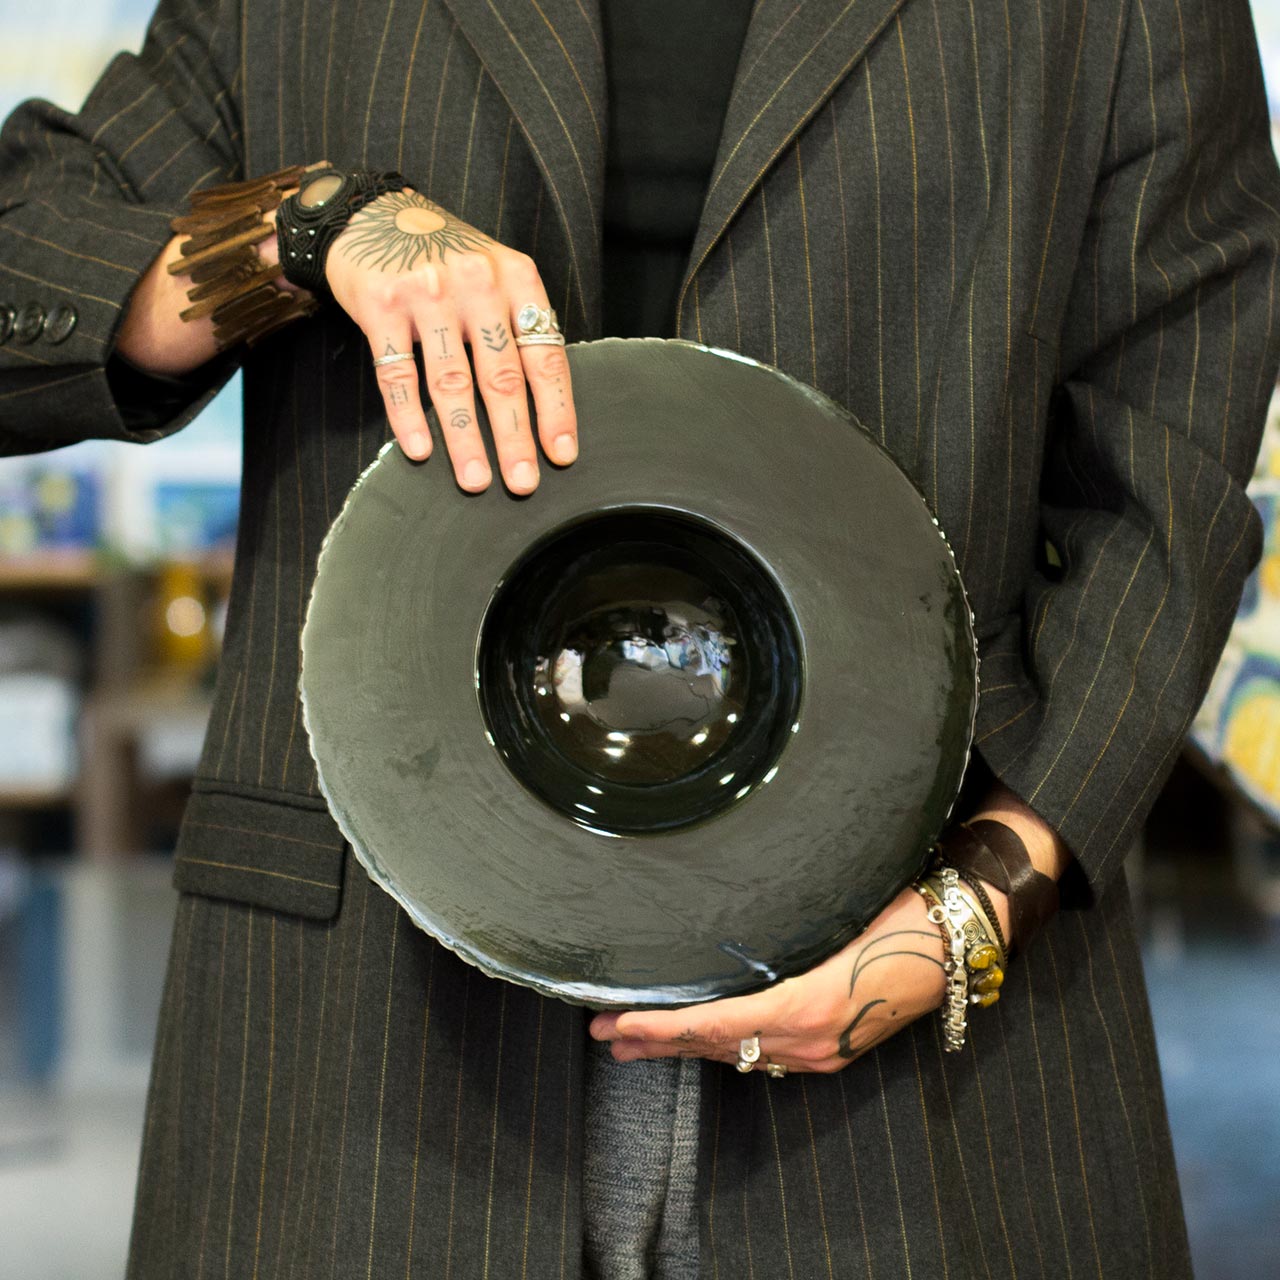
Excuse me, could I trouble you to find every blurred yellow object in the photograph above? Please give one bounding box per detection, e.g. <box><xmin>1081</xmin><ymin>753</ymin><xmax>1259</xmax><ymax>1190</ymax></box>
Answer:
<box><xmin>1260</xmin><ymin>554</ymin><xmax>1280</xmax><ymax>600</ymax></box>
<box><xmin>1223</xmin><ymin>690</ymin><xmax>1280</xmax><ymax>803</ymax></box>
<box><xmin>154</xmin><ymin>562</ymin><xmax>209</xmax><ymax>670</ymax></box>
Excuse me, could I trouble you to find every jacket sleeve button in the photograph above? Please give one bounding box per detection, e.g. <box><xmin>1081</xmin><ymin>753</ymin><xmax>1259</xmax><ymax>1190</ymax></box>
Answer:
<box><xmin>0</xmin><ymin>304</ymin><xmax>14</xmax><ymax>345</ymax></box>
<box><xmin>43</xmin><ymin>303</ymin><xmax>78</xmax><ymax>345</ymax></box>
<box><xmin>13</xmin><ymin>302</ymin><xmax>46</xmax><ymax>344</ymax></box>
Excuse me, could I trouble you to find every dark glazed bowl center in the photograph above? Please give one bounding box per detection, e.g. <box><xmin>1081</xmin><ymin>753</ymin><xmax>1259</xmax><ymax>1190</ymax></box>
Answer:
<box><xmin>476</xmin><ymin>509</ymin><xmax>804</xmax><ymax>834</ymax></box>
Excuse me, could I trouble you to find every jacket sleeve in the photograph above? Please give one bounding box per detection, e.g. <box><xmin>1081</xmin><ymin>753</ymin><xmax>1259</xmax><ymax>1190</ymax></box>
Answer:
<box><xmin>974</xmin><ymin>0</ymin><xmax>1280</xmax><ymax>899</ymax></box>
<box><xmin>0</xmin><ymin>0</ymin><xmax>244</xmax><ymax>455</ymax></box>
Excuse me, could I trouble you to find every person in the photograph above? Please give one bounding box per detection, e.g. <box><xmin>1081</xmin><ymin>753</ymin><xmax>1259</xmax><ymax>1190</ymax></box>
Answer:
<box><xmin>2</xmin><ymin>0</ymin><xmax>1277</xmax><ymax>1276</ymax></box>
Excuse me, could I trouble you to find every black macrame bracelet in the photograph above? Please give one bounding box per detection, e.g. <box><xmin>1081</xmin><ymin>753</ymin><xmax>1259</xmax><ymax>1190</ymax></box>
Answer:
<box><xmin>275</xmin><ymin>168</ymin><xmax>408</xmax><ymax>296</ymax></box>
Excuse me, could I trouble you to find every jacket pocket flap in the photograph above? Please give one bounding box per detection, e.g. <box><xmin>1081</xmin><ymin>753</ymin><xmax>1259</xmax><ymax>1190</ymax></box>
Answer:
<box><xmin>173</xmin><ymin>788</ymin><xmax>346</xmax><ymax>920</ymax></box>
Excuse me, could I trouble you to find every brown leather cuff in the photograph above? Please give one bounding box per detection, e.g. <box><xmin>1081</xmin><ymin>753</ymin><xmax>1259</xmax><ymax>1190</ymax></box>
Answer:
<box><xmin>936</xmin><ymin>819</ymin><xmax>1060</xmax><ymax>958</ymax></box>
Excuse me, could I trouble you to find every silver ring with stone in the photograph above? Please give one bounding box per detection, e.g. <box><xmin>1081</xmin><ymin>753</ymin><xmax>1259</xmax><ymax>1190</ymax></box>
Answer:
<box><xmin>373</xmin><ymin>351</ymin><xmax>416</xmax><ymax>367</ymax></box>
<box><xmin>514</xmin><ymin>303</ymin><xmax>561</xmax><ymax>338</ymax></box>
<box><xmin>736</xmin><ymin>1036</ymin><xmax>762</xmax><ymax>1073</ymax></box>
<box><xmin>765</xmin><ymin>1062</ymin><xmax>789</xmax><ymax>1079</ymax></box>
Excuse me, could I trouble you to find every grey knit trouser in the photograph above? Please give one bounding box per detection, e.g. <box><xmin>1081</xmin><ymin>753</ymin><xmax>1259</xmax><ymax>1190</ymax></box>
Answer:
<box><xmin>582</xmin><ymin>1036</ymin><xmax>702</xmax><ymax>1279</ymax></box>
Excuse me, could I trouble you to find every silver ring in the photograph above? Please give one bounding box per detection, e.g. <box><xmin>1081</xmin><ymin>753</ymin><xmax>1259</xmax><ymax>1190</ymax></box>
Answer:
<box><xmin>514</xmin><ymin>333</ymin><xmax>567</xmax><ymax>348</ymax></box>
<box><xmin>736</xmin><ymin>1036</ymin><xmax>762</xmax><ymax>1073</ymax></box>
<box><xmin>514</xmin><ymin>303</ymin><xmax>561</xmax><ymax>338</ymax></box>
<box><xmin>373</xmin><ymin>351</ymin><xmax>416</xmax><ymax>367</ymax></box>
<box><xmin>765</xmin><ymin>1063</ymin><xmax>789</xmax><ymax>1079</ymax></box>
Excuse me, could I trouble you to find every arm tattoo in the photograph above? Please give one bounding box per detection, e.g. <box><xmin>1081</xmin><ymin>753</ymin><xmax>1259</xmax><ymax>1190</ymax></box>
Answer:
<box><xmin>338</xmin><ymin>189</ymin><xmax>493</xmax><ymax>271</ymax></box>
<box><xmin>481</xmin><ymin>323</ymin><xmax>509</xmax><ymax>352</ymax></box>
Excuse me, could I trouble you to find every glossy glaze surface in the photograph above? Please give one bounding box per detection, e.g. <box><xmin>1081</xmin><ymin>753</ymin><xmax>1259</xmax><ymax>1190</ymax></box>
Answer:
<box><xmin>301</xmin><ymin>339</ymin><xmax>978</xmax><ymax>1008</ymax></box>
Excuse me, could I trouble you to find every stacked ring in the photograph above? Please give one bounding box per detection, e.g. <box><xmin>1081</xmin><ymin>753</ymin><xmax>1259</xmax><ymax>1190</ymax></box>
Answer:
<box><xmin>514</xmin><ymin>302</ymin><xmax>565</xmax><ymax>347</ymax></box>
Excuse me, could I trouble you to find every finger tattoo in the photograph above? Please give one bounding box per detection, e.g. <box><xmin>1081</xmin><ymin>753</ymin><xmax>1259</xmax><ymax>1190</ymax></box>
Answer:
<box><xmin>388</xmin><ymin>383</ymin><xmax>410</xmax><ymax>407</ymax></box>
<box><xmin>481</xmin><ymin>323</ymin><xmax>509</xmax><ymax>352</ymax></box>
<box><xmin>434</xmin><ymin>327</ymin><xmax>451</xmax><ymax>359</ymax></box>
<box><xmin>449</xmin><ymin>408</ymin><xmax>471</xmax><ymax>431</ymax></box>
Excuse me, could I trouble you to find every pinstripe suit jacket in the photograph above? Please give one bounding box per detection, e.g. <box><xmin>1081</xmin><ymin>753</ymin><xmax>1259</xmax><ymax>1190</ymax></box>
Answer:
<box><xmin>4</xmin><ymin>0</ymin><xmax>1279</xmax><ymax>1275</ymax></box>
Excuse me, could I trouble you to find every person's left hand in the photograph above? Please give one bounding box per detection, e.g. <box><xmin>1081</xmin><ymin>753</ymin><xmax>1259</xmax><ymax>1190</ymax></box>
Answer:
<box><xmin>589</xmin><ymin>887</ymin><xmax>951</xmax><ymax>1073</ymax></box>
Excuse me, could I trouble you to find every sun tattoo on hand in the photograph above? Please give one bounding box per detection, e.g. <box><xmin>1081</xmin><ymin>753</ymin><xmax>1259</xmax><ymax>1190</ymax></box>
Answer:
<box><xmin>338</xmin><ymin>190</ymin><xmax>492</xmax><ymax>271</ymax></box>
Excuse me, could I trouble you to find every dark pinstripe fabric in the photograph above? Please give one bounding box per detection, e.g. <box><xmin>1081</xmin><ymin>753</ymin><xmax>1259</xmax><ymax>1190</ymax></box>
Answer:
<box><xmin>3</xmin><ymin>0</ymin><xmax>1279</xmax><ymax>1274</ymax></box>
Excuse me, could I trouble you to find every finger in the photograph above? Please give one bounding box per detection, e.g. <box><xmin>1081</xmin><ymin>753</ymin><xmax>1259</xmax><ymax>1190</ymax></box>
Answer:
<box><xmin>464</xmin><ymin>306</ymin><xmax>540</xmax><ymax>494</ymax></box>
<box><xmin>500</xmin><ymin>257</ymin><xmax>578</xmax><ymax>465</ymax></box>
<box><xmin>366</xmin><ymin>322</ymin><xmax>431</xmax><ymax>460</ymax></box>
<box><xmin>414</xmin><ymin>301</ymin><xmax>492</xmax><ymax>492</ymax></box>
<box><xmin>609</xmin><ymin>988</ymin><xmax>789</xmax><ymax>1046</ymax></box>
<box><xmin>451</xmin><ymin>254</ymin><xmax>539</xmax><ymax>494</ymax></box>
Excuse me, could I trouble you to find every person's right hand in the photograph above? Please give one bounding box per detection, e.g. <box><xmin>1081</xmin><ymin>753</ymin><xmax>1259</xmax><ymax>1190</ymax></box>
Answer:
<box><xmin>324</xmin><ymin>187</ymin><xmax>578</xmax><ymax>495</ymax></box>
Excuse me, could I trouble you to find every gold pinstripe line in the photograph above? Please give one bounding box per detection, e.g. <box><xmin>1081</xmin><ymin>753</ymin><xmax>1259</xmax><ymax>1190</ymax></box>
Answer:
<box><xmin>836</xmin><ymin>1072</ymin><xmax>874</xmax><ymax>1278</ymax></box>
<box><xmin>187</xmin><ymin>164</ymin><xmax>227</xmax><ymax>197</ymax></box>
<box><xmin>906</xmin><ymin>1031</ymin><xmax>949</xmax><ymax>1278</ymax></box>
<box><xmin>1028</xmin><ymin>0</ymin><xmax>1091</xmax><ymax>332</ymax></box>
<box><xmin>0</xmin><ymin>253</ymin><xmax>127</xmax><ymax>305</ymax></box>
<box><xmin>427</xmin><ymin>24</ymin><xmax>460</xmax><ymax>193</ymax></box>
<box><xmin>760</xmin><ymin>186</ymin><xmax>779</xmax><ymax>365</ymax></box>
<box><xmin>458</xmin><ymin>65</ymin><xmax>488</xmax><ymax>217</ymax></box>
<box><xmin>726</xmin><ymin>229</ymin><xmax>743</xmax><ymax>351</ymax></box>
<box><xmin>494</xmin><ymin>116</ymin><xmax>516</xmax><ymax>241</ymax></box>
<box><xmin>480</xmin><ymin>0</ymin><xmax>599</xmax><ymax>229</ymax></box>
<box><xmin>364</xmin><ymin>921</ymin><xmax>400</xmax><ymax>1280</ymax></box>
<box><xmin>480</xmin><ymin>984</ymin><xmax>509</xmax><ymax>1279</ymax></box>
<box><xmin>708</xmin><ymin>1069</ymin><xmax>723</xmax><ymax>1280</ymax></box>
<box><xmin>734</xmin><ymin>0</ymin><xmax>808</xmax><ymax>97</ymax></box>
<box><xmin>676</xmin><ymin>1</ymin><xmax>893</xmax><ymax>331</ymax></box>
<box><xmin>250</xmin><ymin>918</ymin><xmax>277</xmax><ymax>1280</ymax></box>
<box><xmin>995</xmin><ymin>0</ymin><xmax>1016</xmax><ymax>598</ymax></box>
<box><xmin>301</xmin><ymin>0</ymin><xmax>313</xmax><ymax>160</ymax></box>
<box><xmin>741</xmin><ymin>1179</ymin><xmax>757</xmax><ymax>1280</ymax></box>
<box><xmin>763</xmin><ymin>1078</ymin><xmax>796</xmax><ymax>1278</ymax></box>
<box><xmin>1042</xmin><ymin>935</ymin><xmax>1105</xmax><ymax>1277</ymax></box>
<box><xmin>967</xmin><ymin>1042</ymin><xmax>1018</xmax><ymax>1276</ymax></box>
<box><xmin>1061</xmin><ymin>434</ymin><xmax>1174</xmax><ymax>820</ymax></box>
<box><xmin>873</xmin><ymin>1049</ymin><xmax>918</xmax><ymax>1280</ymax></box>
<box><xmin>1027</xmin><ymin>534</ymin><xmax>1154</xmax><ymax>804</ymax></box>
<box><xmin>177</xmin><ymin>857</ymin><xmax>339</xmax><ymax>891</ymax></box>
<box><xmin>398</xmin><ymin>0</ymin><xmax>436</xmax><ymax>174</ymax></box>
<box><xmin>518</xmin><ymin>998</ymin><xmax>545</xmax><ymax>1279</ymax></box>
<box><xmin>964</xmin><ymin>0</ymin><xmax>991</xmax><ymax>205</ymax></box>
<box><xmin>362</xmin><ymin>0</ymin><xmax>400</xmax><ymax>165</ymax></box>
<box><xmin>896</xmin><ymin>16</ymin><xmax>923</xmax><ymax>467</ymax></box>
<box><xmin>793</xmin><ymin>141</ymin><xmax>818</xmax><ymax>385</ymax></box>
<box><xmin>527</xmin><ymin>0</ymin><xmax>602</xmax><ymax>147</ymax></box>
<box><xmin>922</xmin><ymin>1030</ymin><xmax>994</xmax><ymax>1280</ymax></box>
<box><xmin>299</xmin><ymin>912</ymin><xmax>347</xmax><ymax>1280</ymax></box>
<box><xmin>213</xmin><ymin>669</ymin><xmax>242</xmax><ymax>779</ymax></box>
<box><xmin>798</xmin><ymin>1078</ymin><xmax>835</xmax><ymax>1280</ymax></box>
<box><xmin>162</xmin><ymin>898</ymin><xmax>196</xmax><ymax>1260</ymax></box>
<box><xmin>1023</xmin><ymin>952</ymin><xmax>1075</xmax><ymax>1272</ymax></box>
<box><xmin>1075</xmin><ymin>914</ymin><xmax>1155</xmax><ymax>1271</ymax></box>
<box><xmin>195</xmin><ymin>905</ymin><xmax>231</xmax><ymax>1280</ymax></box>
<box><xmin>33</xmin><ymin>197</ymin><xmax>157</xmax><ymax>246</ymax></box>
<box><xmin>223</xmin><ymin>907</ymin><xmax>254</xmax><ymax>1280</ymax></box>
<box><xmin>118</xmin><ymin>103</ymin><xmax>179</xmax><ymax>166</ymax></box>
<box><xmin>280</xmin><ymin>374</ymin><xmax>308</xmax><ymax>789</ymax></box>
<box><xmin>444</xmin><ymin>967</ymin><xmax>474</xmax><ymax>1280</ymax></box>
<box><xmin>183</xmin><ymin>820</ymin><xmax>342</xmax><ymax>852</ymax></box>
<box><xmin>992</xmin><ymin>1003</ymin><xmax>1049</xmax><ymax>1279</ymax></box>
<box><xmin>320</xmin><ymin>0</ymin><xmax>342</xmax><ymax>160</ymax></box>
<box><xmin>0</xmin><ymin>345</ymin><xmax>53</xmax><ymax>366</ymax></box>
<box><xmin>1130</xmin><ymin>0</ymin><xmax>1160</xmax><ymax>324</ymax></box>
<box><xmin>693</xmin><ymin>275</ymin><xmax>704</xmax><ymax>343</ymax></box>
<box><xmin>571</xmin><ymin>0</ymin><xmax>603</xmax><ymax>59</ymax></box>
<box><xmin>402</xmin><ymin>943</ymin><xmax>437</xmax><ymax>1277</ymax></box>
<box><xmin>557</xmin><ymin>1010</ymin><xmax>573</xmax><ymax>1280</ymax></box>
<box><xmin>328</xmin><ymin>886</ymin><xmax>371</xmax><ymax>1280</ymax></box>
<box><xmin>270</xmin><ymin>920</ymin><xmax>307</xmax><ymax>1280</ymax></box>
<box><xmin>704</xmin><ymin>0</ymin><xmax>860</xmax><ymax>203</ymax></box>
<box><xmin>962</xmin><ymin>286</ymin><xmax>976</xmax><ymax>564</ymax></box>
<box><xmin>865</xmin><ymin>65</ymin><xmax>885</xmax><ymax>441</ymax></box>
<box><xmin>257</xmin><ymin>394</ymin><xmax>284</xmax><ymax>787</ymax></box>
<box><xmin>89</xmin><ymin>81</ymin><xmax>160</xmax><ymax>145</ymax></box>
<box><xmin>826</xmin><ymin>99</ymin><xmax>852</xmax><ymax>407</ymax></box>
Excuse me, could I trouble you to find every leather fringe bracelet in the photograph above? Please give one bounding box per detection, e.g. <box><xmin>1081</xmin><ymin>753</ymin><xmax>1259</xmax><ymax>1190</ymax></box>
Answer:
<box><xmin>168</xmin><ymin>165</ymin><xmax>321</xmax><ymax>352</ymax></box>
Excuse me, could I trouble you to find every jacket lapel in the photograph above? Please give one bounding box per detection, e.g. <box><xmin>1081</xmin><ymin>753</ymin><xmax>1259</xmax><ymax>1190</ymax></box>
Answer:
<box><xmin>441</xmin><ymin>0</ymin><xmax>606</xmax><ymax>334</ymax></box>
<box><xmin>676</xmin><ymin>0</ymin><xmax>912</xmax><ymax>326</ymax></box>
